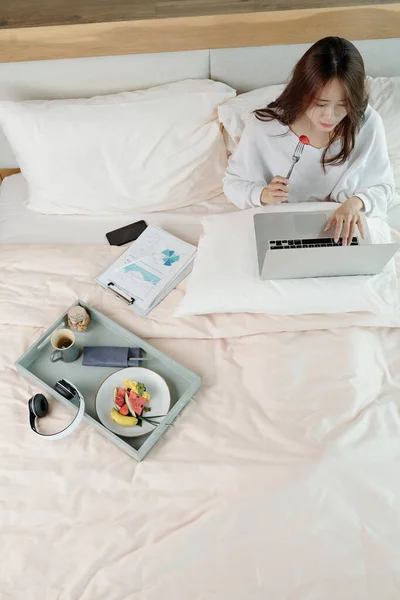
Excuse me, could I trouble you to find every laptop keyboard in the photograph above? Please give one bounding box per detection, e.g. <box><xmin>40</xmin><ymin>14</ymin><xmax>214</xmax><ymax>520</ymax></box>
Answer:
<box><xmin>269</xmin><ymin>237</ymin><xmax>359</xmax><ymax>250</ymax></box>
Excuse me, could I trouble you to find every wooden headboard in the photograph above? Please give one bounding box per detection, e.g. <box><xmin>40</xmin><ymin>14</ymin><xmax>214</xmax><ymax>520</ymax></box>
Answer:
<box><xmin>1</xmin><ymin>4</ymin><xmax>400</xmax><ymax>63</ymax></box>
<box><xmin>0</xmin><ymin>169</ymin><xmax>20</xmax><ymax>182</ymax></box>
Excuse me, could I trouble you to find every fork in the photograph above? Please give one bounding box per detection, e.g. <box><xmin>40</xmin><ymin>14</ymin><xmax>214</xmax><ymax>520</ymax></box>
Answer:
<box><xmin>286</xmin><ymin>140</ymin><xmax>305</xmax><ymax>179</ymax></box>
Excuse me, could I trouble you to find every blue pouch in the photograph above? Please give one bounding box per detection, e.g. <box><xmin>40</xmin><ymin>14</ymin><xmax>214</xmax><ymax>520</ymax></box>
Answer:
<box><xmin>82</xmin><ymin>346</ymin><xmax>143</xmax><ymax>367</ymax></box>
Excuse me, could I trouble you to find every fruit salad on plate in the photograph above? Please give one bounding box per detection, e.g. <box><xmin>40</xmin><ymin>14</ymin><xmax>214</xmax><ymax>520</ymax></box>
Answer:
<box><xmin>110</xmin><ymin>379</ymin><xmax>151</xmax><ymax>427</ymax></box>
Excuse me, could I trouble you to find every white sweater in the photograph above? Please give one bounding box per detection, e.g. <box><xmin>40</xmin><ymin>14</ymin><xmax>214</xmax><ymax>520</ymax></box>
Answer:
<box><xmin>223</xmin><ymin>105</ymin><xmax>394</xmax><ymax>218</ymax></box>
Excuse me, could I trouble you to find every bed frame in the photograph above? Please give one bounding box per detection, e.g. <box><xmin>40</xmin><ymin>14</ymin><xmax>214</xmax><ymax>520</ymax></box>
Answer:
<box><xmin>0</xmin><ymin>11</ymin><xmax>399</xmax><ymax>170</ymax></box>
<box><xmin>0</xmin><ymin>4</ymin><xmax>399</xmax><ymax>63</ymax></box>
<box><xmin>0</xmin><ymin>169</ymin><xmax>20</xmax><ymax>181</ymax></box>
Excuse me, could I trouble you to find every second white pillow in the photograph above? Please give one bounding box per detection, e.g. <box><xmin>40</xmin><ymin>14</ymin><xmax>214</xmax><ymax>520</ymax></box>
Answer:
<box><xmin>176</xmin><ymin>204</ymin><xmax>399</xmax><ymax>317</ymax></box>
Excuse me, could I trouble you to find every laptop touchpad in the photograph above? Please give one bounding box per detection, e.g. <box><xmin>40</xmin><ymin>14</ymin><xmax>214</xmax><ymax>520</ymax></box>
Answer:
<box><xmin>294</xmin><ymin>214</ymin><xmax>329</xmax><ymax>237</ymax></box>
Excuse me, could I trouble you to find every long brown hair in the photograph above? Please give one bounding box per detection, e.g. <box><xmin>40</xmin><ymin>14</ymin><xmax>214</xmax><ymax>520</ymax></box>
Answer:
<box><xmin>255</xmin><ymin>37</ymin><xmax>368</xmax><ymax>169</ymax></box>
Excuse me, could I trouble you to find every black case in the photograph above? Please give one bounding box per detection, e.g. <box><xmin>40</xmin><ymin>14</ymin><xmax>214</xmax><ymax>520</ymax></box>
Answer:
<box><xmin>106</xmin><ymin>220</ymin><xmax>147</xmax><ymax>246</ymax></box>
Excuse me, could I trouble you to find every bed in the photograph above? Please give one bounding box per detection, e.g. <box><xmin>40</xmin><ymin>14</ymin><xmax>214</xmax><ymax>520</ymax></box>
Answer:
<box><xmin>1</xmin><ymin>38</ymin><xmax>400</xmax><ymax>600</ymax></box>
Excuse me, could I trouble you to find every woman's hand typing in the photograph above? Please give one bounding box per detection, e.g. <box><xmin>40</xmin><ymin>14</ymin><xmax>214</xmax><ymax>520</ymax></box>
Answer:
<box><xmin>325</xmin><ymin>197</ymin><xmax>365</xmax><ymax>246</ymax></box>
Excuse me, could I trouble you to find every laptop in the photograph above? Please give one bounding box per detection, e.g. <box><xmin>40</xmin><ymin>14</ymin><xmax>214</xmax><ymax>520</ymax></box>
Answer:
<box><xmin>254</xmin><ymin>211</ymin><xmax>400</xmax><ymax>280</ymax></box>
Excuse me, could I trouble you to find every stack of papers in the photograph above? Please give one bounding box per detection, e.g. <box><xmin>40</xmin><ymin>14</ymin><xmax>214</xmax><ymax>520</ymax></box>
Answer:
<box><xmin>96</xmin><ymin>225</ymin><xmax>196</xmax><ymax>317</ymax></box>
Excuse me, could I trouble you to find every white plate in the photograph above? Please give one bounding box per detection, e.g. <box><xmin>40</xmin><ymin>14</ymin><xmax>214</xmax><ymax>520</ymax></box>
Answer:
<box><xmin>95</xmin><ymin>367</ymin><xmax>171</xmax><ymax>437</ymax></box>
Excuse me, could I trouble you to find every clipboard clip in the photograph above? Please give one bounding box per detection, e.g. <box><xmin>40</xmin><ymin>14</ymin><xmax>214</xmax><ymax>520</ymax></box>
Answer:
<box><xmin>107</xmin><ymin>282</ymin><xmax>135</xmax><ymax>305</ymax></box>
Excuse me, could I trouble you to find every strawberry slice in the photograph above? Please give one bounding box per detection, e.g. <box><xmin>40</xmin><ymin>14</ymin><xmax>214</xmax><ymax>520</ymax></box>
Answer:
<box><xmin>299</xmin><ymin>135</ymin><xmax>310</xmax><ymax>145</ymax></box>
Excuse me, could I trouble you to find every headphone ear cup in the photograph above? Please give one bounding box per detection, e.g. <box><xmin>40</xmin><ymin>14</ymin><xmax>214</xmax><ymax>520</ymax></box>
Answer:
<box><xmin>32</xmin><ymin>394</ymin><xmax>49</xmax><ymax>418</ymax></box>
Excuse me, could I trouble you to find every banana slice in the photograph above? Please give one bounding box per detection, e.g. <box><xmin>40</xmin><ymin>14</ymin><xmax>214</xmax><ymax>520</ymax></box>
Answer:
<box><xmin>110</xmin><ymin>408</ymin><xmax>138</xmax><ymax>427</ymax></box>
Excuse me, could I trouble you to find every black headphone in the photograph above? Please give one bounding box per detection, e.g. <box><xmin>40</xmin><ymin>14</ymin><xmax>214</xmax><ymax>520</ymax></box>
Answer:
<box><xmin>28</xmin><ymin>379</ymin><xmax>85</xmax><ymax>440</ymax></box>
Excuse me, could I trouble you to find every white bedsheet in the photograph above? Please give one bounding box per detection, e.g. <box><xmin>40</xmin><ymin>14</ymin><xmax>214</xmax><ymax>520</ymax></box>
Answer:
<box><xmin>2</xmin><ymin>174</ymin><xmax>400</xmax><ymax>245</ymax></box>
<box><xmin>2</xmin><ymin>150</ymin><xmax>400</xmax><ymax>600</ymax></box>
<box><xmin>1</xmin><ymin>243</ymin><xmax>400</xmax><ymax>599</ymax></box>
<box><xmin>0</xmin><ymin>173</ymin><xmax>236</xmax><ymax>245</ymax></box>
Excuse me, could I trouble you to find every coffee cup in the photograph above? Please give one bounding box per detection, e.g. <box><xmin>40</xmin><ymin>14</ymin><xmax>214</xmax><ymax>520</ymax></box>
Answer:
<box><xmin>50</xmin><ymin>329</ymin><xmax>81</xmax><ymax>363</ymax></box>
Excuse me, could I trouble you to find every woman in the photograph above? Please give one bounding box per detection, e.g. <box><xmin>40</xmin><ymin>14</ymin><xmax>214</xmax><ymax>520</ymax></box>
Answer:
<box><xmin>223</xmin><ymin>37</ymin><xmax>394</xmax><ymax>245</ymax></box>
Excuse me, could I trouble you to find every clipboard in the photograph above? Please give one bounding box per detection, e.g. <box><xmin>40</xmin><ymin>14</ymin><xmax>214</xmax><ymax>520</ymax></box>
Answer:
<box><xmin>95</xmin><ymin>225</ymin><xmax>196</xmax><ymax>317</ymax></box>
<box><xmin>107</xmin><ymin>281</ymin><xmax>135</xmax><ymax>305</ymax></box>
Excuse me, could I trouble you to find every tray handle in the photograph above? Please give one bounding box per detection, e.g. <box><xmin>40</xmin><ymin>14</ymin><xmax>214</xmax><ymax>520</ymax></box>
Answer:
<box><xmin>36</xmin><ymin>320</ymin><xmax>68</xmax><ymax>351</ymax></box>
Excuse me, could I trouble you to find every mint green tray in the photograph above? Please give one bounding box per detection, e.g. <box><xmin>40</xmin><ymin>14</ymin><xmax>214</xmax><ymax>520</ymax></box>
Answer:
<box><xmin>15</xmin><ymin>300</ymin><xmax>201</xmax><ymax>461</ymax></box>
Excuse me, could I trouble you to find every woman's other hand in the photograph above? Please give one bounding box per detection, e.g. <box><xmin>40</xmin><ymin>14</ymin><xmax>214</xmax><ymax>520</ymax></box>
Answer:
<box><xmin>325</xmin><ymin>197</ymin><xmax>365</xmax><ymax>245</ymax></box>
<box><xmin>260</xmin><ymin>176</ymin><xmax>289</xmax><ymax>205</ymax></box>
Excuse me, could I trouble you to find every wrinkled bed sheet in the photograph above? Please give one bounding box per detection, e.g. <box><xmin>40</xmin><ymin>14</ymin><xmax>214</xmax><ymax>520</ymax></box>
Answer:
<box><xmin>1</xmin><ymin>244</ymin><xmax>400</xmax><ymax>600</ymax></box>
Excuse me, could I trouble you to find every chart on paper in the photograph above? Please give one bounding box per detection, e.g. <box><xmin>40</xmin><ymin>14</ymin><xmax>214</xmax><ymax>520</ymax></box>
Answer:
<box><xmin>97</xmin><ymin>225</ymin><xmax>196</xmax><ymax>307</ymax></box>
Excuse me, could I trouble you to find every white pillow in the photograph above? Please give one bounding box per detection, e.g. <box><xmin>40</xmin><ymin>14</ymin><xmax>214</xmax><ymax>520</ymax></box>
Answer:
<box><xmin>0</xmin><ymin>79</ymin><xmax>236</xmax><ymax>215</ymax></box>
<box><xmin>176</xmin><ymin>204</ymin><xmax>399</xmax><ymax>317</ymax></box>
<box><xmin>367</xmin><ymin>76</ymin><xmax>400</xmax><ymax>204</ymax></box>
<box><xmin>218</xmin><ymin>78</ymin><xmax>400</xmax><ymax>208</ymax></box>
<box><xmin>217</xmin><ymin>83</ymin><xmax>284</xmax><ymax>151</ymax></box>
